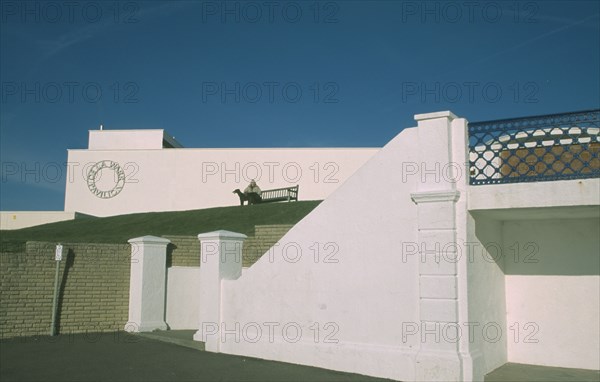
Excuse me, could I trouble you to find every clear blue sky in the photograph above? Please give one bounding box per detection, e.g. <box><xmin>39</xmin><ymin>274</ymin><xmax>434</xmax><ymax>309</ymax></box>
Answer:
<box><xmin>1</xmin><ymin>0</ymin><xmax>599</xmax><ymax>211</ymax></box>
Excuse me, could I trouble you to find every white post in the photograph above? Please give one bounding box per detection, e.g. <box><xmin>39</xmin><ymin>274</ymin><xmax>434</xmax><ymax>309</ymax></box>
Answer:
<box><xmin>50</xmin><ymin>244</ymin><xmax>63</xmax><ymax>336</ymax></box>
<box><xmin>410</xmin><ymin>111</ymin><xmax>475</xmax><ymax>381</ymax></box>
<box><xmin>193</xmin><ymin>230</ymin><xmax>247</xmax><ymax>352</ymax></box>
<box><xmin>125</xmin><ymin>235</ymin><xmax>170</xmax><ymax>332</ymax></box>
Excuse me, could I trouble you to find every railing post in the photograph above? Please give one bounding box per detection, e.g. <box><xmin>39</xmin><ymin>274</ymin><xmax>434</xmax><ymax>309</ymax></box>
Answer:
<box><xmin>125</xmin><ymin>236</ymin><xmax>170</xmax><ymax>332</ymax></box>
<box><xmin>193</xmin><ymin>230</ymin><xmax>247</xmax><ymax>352</ymax></box>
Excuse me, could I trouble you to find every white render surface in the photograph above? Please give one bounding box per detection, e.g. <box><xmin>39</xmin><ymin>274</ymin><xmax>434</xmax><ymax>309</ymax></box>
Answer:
<box><xmin>166</xmin><ymin>267</ymin><xmax>201</xmax><ymax>330</ymax></box>
<box><xmin>126</xmin><ymin>236</ymin><xmax>170</xmax><ymax>332</ymax></box>
<box><xmin>200</xmin><ymin>111</ymin><xmax>490</xmax><ymax>381</ymax></box>
<box><xmin>469</xmin><ymin>179</ymin><xmax>600</xmax><ymax>211</ymax></box>
<box><xmin>217</xmin><ymin>126</ymin><xmax>423</xmax><ymax>381</ymax></box>
<box><xmin>411</xmin><ymin>113</ymin><xmax>478</xmax><ymax>381</ymax></box>
<box><xmin>88</xmin><ymin>129</ymin><xmax>182</xmax><ymax>150</ymax></box>
<box><xmin>65</xmin><ymin>145</ymin><xmax>379</xmax><ymax>217</ymax></box>
<box><xmin>0</xmin><ymin>211</ymin><xmax>87</xmax><ymax>230</ymax></box>
<box><xmin>466</xmin><ymin>214</ymin><xmax>507</xmax><ymax>376</ymax></box>
<box><xmin>194</xmin><ymin>231</ymin><xmax>246</xmax><ymax>351</ymax></box>
<box><xmin>503</xmin><ymin>218</ymin><xmax>600</xmax><ymax>370</ymax></box>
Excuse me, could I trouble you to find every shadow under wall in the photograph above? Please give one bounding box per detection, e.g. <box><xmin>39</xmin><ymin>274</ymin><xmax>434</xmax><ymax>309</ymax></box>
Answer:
<box><xmin>474</xmin><ymin>215</ymin><xmax>600</xmax><ymax>276</ymax></box>
<box><xmin>473</xmin><ymin>213</ymin><xmax>506</xmax><ymax>274</ymax></box>
<box><xmin>166</xmin><ymin>243</ymin><xmax>175</xmax><ymax>268</ymax></box>
<box><xmin>164</xmin><ymin>243</ymin><xmax>177</xmax><ymax>330</ymax></box>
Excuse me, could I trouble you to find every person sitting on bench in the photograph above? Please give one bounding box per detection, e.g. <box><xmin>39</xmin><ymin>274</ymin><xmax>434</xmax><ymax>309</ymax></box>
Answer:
<box><xmin>244</xmin><ymin>179</ymin><xmax>262</xmax><ymax>204</ymax></box>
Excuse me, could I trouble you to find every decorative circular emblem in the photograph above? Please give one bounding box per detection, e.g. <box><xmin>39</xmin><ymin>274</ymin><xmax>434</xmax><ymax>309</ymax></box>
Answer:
<box><xmin>86</xmin><ymin>160</ymin><xmax>126</xmax><ymax>199</ymax></box>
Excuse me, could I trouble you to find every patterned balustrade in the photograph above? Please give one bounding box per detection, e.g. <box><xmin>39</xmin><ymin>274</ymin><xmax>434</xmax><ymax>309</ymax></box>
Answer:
<box><xmin>469</xmin><ymin>109</ymin><xmax>600</xmax><ymax>185</ymax></box>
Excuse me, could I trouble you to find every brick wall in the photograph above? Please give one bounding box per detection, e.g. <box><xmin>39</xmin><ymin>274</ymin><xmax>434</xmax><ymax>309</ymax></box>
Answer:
<box><xmin>243</xmin><ymin>225</ymin><xmax>294</xmax><ymax>267</ymax></box>
<box><xmin>0</xmin><ymin>241</ymin><xmax>130</xmax><ymax>338</ymax></box>
<box><xmin>0</xmin><ymin>224</ymin><xmax>293</xmax><ymax>338</ymax></box>
<box><xmin>163</xmin><ymin>235</ymin><xmax>199</xmax><ymax>267</ymax></box>
<box><xmin>163</xmin><ymin>225</ymin><xmax>294</xmax><ymax>268</ymax></box>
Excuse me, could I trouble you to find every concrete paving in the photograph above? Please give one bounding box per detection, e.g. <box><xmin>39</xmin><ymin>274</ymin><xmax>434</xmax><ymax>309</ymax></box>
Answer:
<box><xmin>3</xmin><ymin>331</ymin><xmax>599</xmax><ymax>381</ymax></box>
<box><xmin>485</xmin><ymin>362</ymin><xmax>600</xmax><ymax>382</ymax></box>
<box><xmin>135</xmin><ymin>331</ymin><xmax>600</xmax><ymax>382</ymax></box>
<box><xmin>134</xmin><ymin>330</ymin><xmax>204</xmax><ymax>351</ymax></box>
<box><xmin>0</xmin><ymin>332</ymin><xmax>394</xmax><ymax>381</ymax></box>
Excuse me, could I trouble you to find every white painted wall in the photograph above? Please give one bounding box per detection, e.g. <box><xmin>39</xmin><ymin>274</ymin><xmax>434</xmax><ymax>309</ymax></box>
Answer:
<box><xmin>467</xmin><ymin>213</ymin><xmax>507</xmax><ymax>375</ymax></box>
<box><xmin>214</xmin><ymin>127</ymin><xmax>423</xmax><ymax>381</ymax></box>
<box><xmin>166</xmin><ymin>267</ymin><xmax>201</xmax><ymax>330</ymax></box>
<box><xmin>0</xmin><ymin>211</ymin><xmax>88</xmax><ymax>230</ymax></box>
<box><xmin>503</xmin><ymin>218</ymin><xmax>600</xmax><ymax>370</ymax></box>
<box><xmin>65</xmin><ymin>147</ymin><xmax>378</xmax><ymax>216</ymax></box>
<box><xmin>469</xmin><ymin>179</ymin><xmax>600</xmax><ymax>211</ymax></box>
<box><xmin>88</xmin><ymin>129</ymin><xmax>182</xmax><ymax>150</ymax></box>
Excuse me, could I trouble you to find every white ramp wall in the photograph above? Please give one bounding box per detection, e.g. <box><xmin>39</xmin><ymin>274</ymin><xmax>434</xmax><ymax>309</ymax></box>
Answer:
<box><xmin>218</xmin><ymin>127</ymin><xmax>422</xmax><ymax>381</ymax></box>
<box><xmin>197</xmin><ymin>111</ymin><xmax>483</xmax><ymax>381</ymax></box>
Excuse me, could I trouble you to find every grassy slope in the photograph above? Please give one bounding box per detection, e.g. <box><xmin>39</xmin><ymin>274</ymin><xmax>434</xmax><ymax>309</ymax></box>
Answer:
<box><xmin>0</xmin><ymin>201</ymin><xmax>321</xmax><ymax>245</ymax></box>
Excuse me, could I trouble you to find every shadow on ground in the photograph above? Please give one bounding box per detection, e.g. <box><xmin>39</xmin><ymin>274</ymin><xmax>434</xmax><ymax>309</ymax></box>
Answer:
<box><xmin>485</xmin><ymin>362</ymin><xmax>600</xmax><ymax>382</ymax></box>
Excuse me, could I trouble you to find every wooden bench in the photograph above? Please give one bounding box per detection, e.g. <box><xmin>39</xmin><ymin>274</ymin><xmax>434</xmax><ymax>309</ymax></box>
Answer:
<box><xmin>260</xmin><ymin>185</ymin><xmax>299</xmax><ymax>203</ymax></box>
<box><xmin>233</xmin><ymin>185</ymin><xmax>299</xmax><ymax>205</ymax></box>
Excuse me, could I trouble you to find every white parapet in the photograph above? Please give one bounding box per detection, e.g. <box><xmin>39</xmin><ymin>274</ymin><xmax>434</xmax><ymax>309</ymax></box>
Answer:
<box><xmin>193</xmin><ymin>230</ymin><xmax>247</xmax><ymax>351</ymax></box>
<box><xmin>125</xmin><ymin>235</ymin><xmax>170</xmax><ymax>332</ymax></box>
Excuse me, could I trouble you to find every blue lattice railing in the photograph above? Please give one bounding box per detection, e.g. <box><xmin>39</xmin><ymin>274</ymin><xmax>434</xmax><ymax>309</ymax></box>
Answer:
<box><xmin>468</xmin><ymin>109</ymin><xmax>600</xmax><ymax>185</ymax></box>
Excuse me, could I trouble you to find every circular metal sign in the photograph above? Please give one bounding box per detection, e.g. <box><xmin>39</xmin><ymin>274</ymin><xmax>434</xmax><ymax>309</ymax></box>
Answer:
<box><xmin>86</xmin><ymin>160</ymin><xmax>126</xmax><ymax>199</ymax></box>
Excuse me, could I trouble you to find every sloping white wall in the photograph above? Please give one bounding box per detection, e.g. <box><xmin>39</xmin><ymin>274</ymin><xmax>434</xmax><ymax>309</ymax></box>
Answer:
<box><xmin>504</xmin><ymin>218</ymin><xmax>600</xmax><ymax>370</ymax></box>
<box><xmin>218</xmin><ymin>127</ymin><xmax>422</xmax><ymax>381</ymax></box>
<box><xmin>182</xmin><ymin>111</ymin><xmax>599</xmax><ymax>380</ymax></box>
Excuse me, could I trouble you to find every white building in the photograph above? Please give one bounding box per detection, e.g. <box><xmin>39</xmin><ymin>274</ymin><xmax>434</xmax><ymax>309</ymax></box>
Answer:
<box><xmin>64</xmin><ymin>129</ymin><xmax>379</xmax><ymax>217</ymax></box>
<box><xmin>1</xmin><ymin>130</ymin><xmax>379</xmax><ymax>228</ymax></box>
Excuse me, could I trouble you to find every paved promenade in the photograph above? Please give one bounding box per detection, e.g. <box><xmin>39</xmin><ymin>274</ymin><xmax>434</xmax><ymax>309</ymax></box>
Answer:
<box><xmin>0</xmin><ymin>332</ymin><xmax>392</xmax><ymax>382</ymax></box>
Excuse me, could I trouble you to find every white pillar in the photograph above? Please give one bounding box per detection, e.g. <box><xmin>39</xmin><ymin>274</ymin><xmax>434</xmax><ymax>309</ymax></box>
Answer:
<box><xmin>410</xmin><ymin>111</ymin><xmax>478</xmax><ymax>381</ymax></box>
<box><xmin>125</xmin><ymin>235</ymin><xmax>170</xmax><ymax>332</ymax></box>
<box><xmin>193</xmin><ymin>230</ymin><xmax>247</xmax><ymax>352</ymax></box>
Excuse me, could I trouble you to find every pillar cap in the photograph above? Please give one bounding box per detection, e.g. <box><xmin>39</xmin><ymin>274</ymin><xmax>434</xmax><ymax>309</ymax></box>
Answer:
<box><xmin>197</xmin><ymin>230</ymin><xmax>248</xmax><ymax>241</ymax></box>
<box><xmin>128</xmin><ymin>235</ymin><xmax>171</xmax><ymax>244</ymax></box>
<box><xmin>410</xmin><ymin>190</ymin><xmax>461</xmax><ymax>204</ymax></box>
<box><xmin>414</xmin><ymin>110</ymin><xmax>458</xmax><ymax>122</ymax></box>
